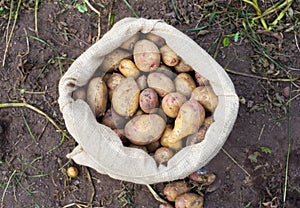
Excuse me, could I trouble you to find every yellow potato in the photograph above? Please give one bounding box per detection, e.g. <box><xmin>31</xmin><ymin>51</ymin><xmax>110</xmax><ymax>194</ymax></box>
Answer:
<box><xmin>160</xmin><ymin>126</ymin><xmax>183</xmax><ymax>151</ymax></box>
<box><xmin>175</xmin><ymin>193</ymin><xmax>204</xmax><ymax>208</ymax></box>
<box><xmin>154</xmin><ymin>147</ymin><xmax>174</xmax><ymax>164</ymax></box>
<box><xmin>195</xmin><ymin>72</ymin><xmax>210</xmax><ymax>86</ymax></box>
<box><xmin>146</xmin><ymin>33</ymin><xmax>166</xmax><ymax>47</ymax></box>
<box><xmin>100</xmin><ymin>49</ymin><xmax>131</xmax><ymax>72</ymax></box>
<box><xmin>112</xmin><ymin>77</ymin><xmax>140</xmax><ymax>117</ymax></box>
<box><xmin>133</xmin><ymin>39</ymin><xmax>160</xmax><ymax>72</ymax></box>
<box><xmin>86</xmin><ymin>77</ymin><xmax>108</xmax><ymax>117</ymax></box>
<box><xmin>167</xmin><ymin>100</ymin><xmax>205</xmax><ymax>144</ymax></box>
<box><xmin>163</xmin><ymin>181</ymin><xmax>190</xmax><ymax>202</ymax></box>
<box><xmin>190</xmin><ymin>86</ymin><xmax>218</xmax><ymax>112</ymax></box>
<box><xmin>124</xmin><ymin>114</ymin><xmax>166</xmax><ymax>145</ymax></box>
<box><xmin>106</xmin><ymin>73</ymin><xmax>125</xmax><ymax>100</ymax></box>
<box><xmin>174</xmin><ymin>59</ymin><xmax>193</xmax><ymax>73</ymax></box>
<box><xmin>161</xmin><ymin>92</ymin><xmax>187</xmax><ymax>118</ymax></box>
<box><xmin>118</xmin><ymin>59</ymin><xmax>140</xmax><ymax>79</ymax></box>
<box><xmin>147</xmin><ymin>72</ymin><xmax>175</xmax><ymax>97</ymax></box>
<box><xmin>160</xmin><ymin>45</ymin><xmax>180</xmax><ymax>67</ymax></box>
<box><xmin>120</xmin><ymin>34</ymin><xmax>139</xmax><ymax>51</ymax></box>
<box><xmin>189</xmin><ymin>172</ymin><xmax>217</xmax><ymax>186</ymax></box>
<box><xmin>174</xmin><ymin>73</ymin><xmax>196</xmax><ymax>99</ymax></box>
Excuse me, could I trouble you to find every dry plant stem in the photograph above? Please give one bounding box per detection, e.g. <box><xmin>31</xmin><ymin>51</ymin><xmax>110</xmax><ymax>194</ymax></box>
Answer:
<box><xmin>146</xmin><ymin>184</ymin><xmax>168</xmax><ymax>204</ymax></box>
<box><xmin>242</xmin><ymin>0</ymin><xmax>268</xmax><ymax>30</ymax></box>
<box><xmin>253</xmin><ymin>0</ymin><xmax>291</xmax><ymax>20</ymax></box>
<box><xmin>84</xmin><ymin>0</ymin><xmax>101</xmax><ymax>40</ymax></box>
<box><xmin>0</xmin><ymin>102</ymin><xmax>69</xmax><ymax>139</ymax></box>
<box><xmin>1</xmin><ymin>170</ymin><xmax>17</xmax><ymax>206</ymax></box>
<box><xmin>271</xmin><ymin>0</ymin><xmax>293</xmax><ymax>26</ymax></box>
<box><xmin>225</xmin><ymin>68</ymin><xmax>299</xmax><ymax>82</ymax></box>
<box><xmin>62</xmin><ymin>203</ymin><xmax>89</xmax><ymax>208</ymax></box>
<box><xmin>2</xmin><ymin>0</ymin><xmax>22</xmax><ymax>67</ymax></box>
<box><xmin>35</xmin><ymin>0</ymin><xmax>39</xmax><ymax>36</ymax></box>
<box><xmin>222</xmin><ymin>148</ymin><xmax>251</xmax><ymax>177</ymax></box>
<box><xmin>85</xmin><ymin>167</ymin><xmax>95</xmax><ymax>205</ymax></box>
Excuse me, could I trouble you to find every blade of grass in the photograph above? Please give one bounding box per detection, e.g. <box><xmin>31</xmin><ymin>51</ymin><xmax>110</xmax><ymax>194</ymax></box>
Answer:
<box><xmin>2</xmin><ymin>0</ymin><xmax>22</xmax><ymax>67</ymax></box>
<box><xmin>20</xmin><ymin>109</ymin><xmax>38</xmax><ymax>145</ymax></box>
<box><xmin>146</xmin><ymin>184</ymin><xmax>168</xmax><ymax>204</ymax></box>
<box><xmin>122</xmin><ymin>0</ymin><xmax>139</xmax><ymax>17</ymax></box>
<box><xmin>171</xmin><ymin>0</ymin><xmax>183</xmax><ymax>22</ymax></box>
<box><xmin>283</xmin><ymin>81</ymin><xmax>293</xmax><ymax>204</ymax></box>
<box><xmin>28</xmin><ymin>35</ymin><xmax>55</xmax><ymax>49</ymax></box>
<box><xmin>1</xmin><ymin>170</ymin><xmax>17</xmax><ymax>206</ymax></box>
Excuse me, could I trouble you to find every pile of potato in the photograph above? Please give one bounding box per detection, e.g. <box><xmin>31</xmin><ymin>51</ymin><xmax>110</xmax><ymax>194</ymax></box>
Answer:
<box><xmin>73</xmin><ymin>33</ymin><xmax>218</xmax><ymax>165</ymax></box>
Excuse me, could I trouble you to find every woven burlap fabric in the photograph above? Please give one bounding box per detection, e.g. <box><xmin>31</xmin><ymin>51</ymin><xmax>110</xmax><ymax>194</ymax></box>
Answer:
<box><xmin>58</xmin><ymin>17</ymin><xmax>239</xmax><ymax>184</ymax></box>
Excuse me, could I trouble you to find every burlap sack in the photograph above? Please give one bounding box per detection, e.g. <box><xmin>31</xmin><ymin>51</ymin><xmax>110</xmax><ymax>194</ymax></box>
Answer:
<box><xmin>58</xmin><ymin>17</ymin><xmax>239</xmax><ymax>185</ymax></box>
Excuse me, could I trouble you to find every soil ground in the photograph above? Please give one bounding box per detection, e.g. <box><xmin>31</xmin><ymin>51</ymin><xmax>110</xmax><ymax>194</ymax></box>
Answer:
<box><xmin>0</xmin><ymin>0</ymin><xmax>300</xmax><ymax>207</ymax></box>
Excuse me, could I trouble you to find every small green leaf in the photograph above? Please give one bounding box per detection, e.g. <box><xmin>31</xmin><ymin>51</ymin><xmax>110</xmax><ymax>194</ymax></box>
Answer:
<box><xmin>109</xmin><ymin>14</ymin><xmax>115</xmax><ymax>26</ymax></box>
<box><xmin>0</xmin><ymin>6</ymin><xmax>5</xmax><ymax>17</ymax></box>
<box><xmin>248</xmin><ymin>151</ymin><xmax>261</xmax><ymax>163</ymax></box>
<box><xmin>244</xmin><ymin>200</ymin><xmax>253</xmax><ymax>208</ymax></box>
<box><xmin>76</xmin><ymin>3</ymin><xmax>88</xmax><ymax>13</ymax></box>
<box><xmin>222</xmin><ymin>37</ymin><xmax>229</xmax><ymax>47</ymax></box>
<box><xmin>260</xmin><ymin>146</ymin><xmax>272</xmax><ymax>154</ymax></box>
<box><xmin>234</xmin><ymin>32</ymin><xmax>240</xmax><ymax>42</ymax></box>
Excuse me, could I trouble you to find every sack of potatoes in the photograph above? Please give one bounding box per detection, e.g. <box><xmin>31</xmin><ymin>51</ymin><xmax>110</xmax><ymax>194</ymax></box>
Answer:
<box><xmin>58</xmin><ymin>18</ymin><xmax>239</xmax><ymax>184</ymax></box>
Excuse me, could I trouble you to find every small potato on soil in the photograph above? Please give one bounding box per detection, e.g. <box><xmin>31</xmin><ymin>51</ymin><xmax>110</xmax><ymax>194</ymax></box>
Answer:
<box><xmin>161</xmin><ymin>92</ymin><xmax>187</xmax><ymax>118</ymax></box>
<box><xmin>124</xmin><ymin>114</ymin><xmax>166</xmax><ymax>145</ymax></box>
<box><xmin>67</xmin><ymin>166</ymin><xmax>78</xmax><ymax>178</ymax></box>
<box><xmin>163</xmin><ymin>181</ymin><xmax>190</xmax><ymax>202</ymax></box>
<box><xmin>174</xmin><ymin>73</ymin><xmax>196</xmax><ymax>99</ymax></box>
<box><xmin>112</xmin><ymin>77</ymin><xmax>140</xmax><ymax>117</ymax></box>
<box><xmin>174</xmin><ymin>60</ymin><xmax>193</xmax><ymax>73</ymax></box>
<box><xmin>73</xmin><ymin>87</ymin><xmax>86</xmax><ymax>100</ymax></box>
<box><xmin>147</xmin><ymin>72</ymin><xmax>175</xmax><ymax>97</ymax></box>
<box><xmin>190</xmin><ymin>86</ymin><xmax>218</xmax><ymax>112</ymax></box>
<box><xmin>175</xmin><ymin>193</ymin><xmax>204</xmax><ymax>208</ymax></box>
<box><xmin>160</xmin><ymin>45</ymin><xmax>180</xmax><ymax>67</ymax></box>
<box><xmin>118</xmin><ymin>59</ymin><xmax>140</xmax><ymax>79</ymax></box>
<box><xmin>159</xmin><ymin>203</ymin><xmax>174</xmax><ymax>208</ymax></box>
<box><xmin>195</xmin><ymin>72</ymin><xmax>209</xmax><ymax>86</ymax></box>
<box><xmin>154</xmin><ymin>147</ymin><xmax>174</xmax><ymax>164</ymax></box>
<box><xmin>146</xmin><ymin>33</ymin><xmax>166</xmax><ymax>47</ymax></box>
<box><xmin>133</xmin><ymin>39</ymin><xmax>160</xmax><ymax>72</ymax></box>
<box><xmin>136</xmin><ymin>75</ymin><xmax>148</xmax><ymax>90</ymax></box>
<box><xmin>139</xmin><ymin>88</ymin><xmax>159</xmax><ymax>113</ymax></box>
<box><xmin>87</xmin><ymin>77</ymin><xmax>108</xmax><ymax>117</ymax></box>
<box><xmin>120</xmin><ymin>34</ymin><xmax>139</xmax><ymax>51</ymax></box>
<box><xmin>189</xmin><ymin>172</ymin><xmax>217</xmax><ymax>186</ymax></box>
<box><xmin>167</xmin><ymin>100</ymin><xmax>205</xmax><ymax>144</ymax></box>
<box><xmin>160</xmin><ymin>126</ymin><xmax>183</xmax><ymax>151</ymax></box>
<box><xmin>100</xmin><ymin>49</ymin><xmax>131</xmax><ymax>72</ymax></box>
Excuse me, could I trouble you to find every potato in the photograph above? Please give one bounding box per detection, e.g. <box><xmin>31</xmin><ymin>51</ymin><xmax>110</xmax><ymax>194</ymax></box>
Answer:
<box><xmin>185</xmin><ymin>127</ymin><xmax>206</xmax><ymax>146</ymax></box>
<box><xmin>154</xmin><ymin>147</ymin><xmax>174</xmax><ymax>164</ymax></box>
<box><xmin>156</xmin><ymin>65</ymin><xmax>177</xmax><ymax>80</ymax></box>
<box><xmin>190</xmin><ymin>86</ymin><xmax>218</xmax><ymax>112</ymax></box>
<box><xmin>87</xmin><ymin>77</ymin><xmax>108</xmax><ymax>117</ymax></box>
<box><xmin>147</xmin><ymin>72</ymin><xmax>175</xmax><ymax>97</ymax></box>
<box><xmin>167</xmin><ymin>100</ymin><xmax>205</xmax><ymax>144</ymax></box>
<box><xmin>120</xmin><ymin>34</ymin><xmax>139</xmax><ymax>51</ymax></box>
<box><xmin>202</xmin><ymin>116</ymin><xmax>214</xmax><ymax>129</ymax></box>
<box><xmin>101</xmin><ymin>108</ymin><xmax>128</xmax><ymax>129</ymax></box>
<box><xmin>124</xmin><ymin>114</ymin><xmax>166</xmax><ymax>145</ymax></box>
<box><xmin>106</xmin><ymin>73</ymin><xmax>125</xmax><ymax>100</ymax></box>
<box><xmin>133</xmin><ymin>39</ymin><xmax>160</xmax><ymax>72</ymax></box>
<box><xmin>159</xmin><ymin>203</ymin><xmax>174</xmax><ymax>208</ymax></box>
<box><xmin>160</xmin><ymin>45</ymin><xmax>180</xmax><ymax>67</ymax></box>
<box><xmin>118</xmin><ymin>59</ymin><xmax>140</xmax><ymax>79</ymax></box>
<box><xmin>112</xmin><ymin>77</ymin><xmax>140</xmax><ymax>117</ymax></box>
<box><xmin>160</xmin><ymin>126</ymin><xmax>183</xmax><ymax>151</ymax></box>
<box><xmin>73</xmin><ymin>87</ymin><xmax>86</xmax><ymax>100</ymax></box>
<box><xmin>146</xmin><ymin>33</ymin><xmax>166</xmax><ymax>47</ymax></box>
<box><xmin>146</xmin><ymin>140</ymin><xmax>161</xmax><ymax>153</ymax></box>
<box><xmin>175</xmin><ymin>193</ymin><xmax>204</xmax><ymax>208</ymax></box>
<box><xmin>163</xmin><ymin>181</ymin><xmax>190</xmax><ymax>202</ymax></box>
<box><xmin>139</xmin><ymin>88</ymin><xmax>159</xmax><ymax>113</ymax></box>
<box><xmin>174</xmin><ymin>60</ymin><xmax>193</xmax><ymax>73</ymax></box>
<box><xmin>136</xmin><ymin>75</ymin><xmax>148</xmax><ymax>90</ymax></box>
<box><xmin>161</xmin><ymin>92</ymin><xmax>187</xmax><ymax>118</ymax></box>
<box><xmin>195</xmin><ymin>72</ymin><xmax>209</xmax><ymax>86</ymax></box>
<box><xmin>174</xmin><ymin>73</ymin><xmax>196</xmax><ymax>99</ymax></box>
<box><xmin>100</xmin><ymin>49</ymin><xmax>131</xmax><ymax>72</ymax></box>
<box><xmin>189</xmin><ymin>172</ymin><xmax>217</xmax><ymax>186</ymax></box>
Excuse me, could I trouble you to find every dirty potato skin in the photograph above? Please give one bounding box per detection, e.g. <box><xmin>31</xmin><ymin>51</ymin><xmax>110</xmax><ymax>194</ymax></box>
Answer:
<box><xmin>139</xmin><ymin>88</ymin><xmax>159</xmax><ymax>113</ymax></box>
<box><xmin>133</xmin><ymin>39</ymin><xmax>160</xmax><ymax>72</ymax></box>
<box><xmin>124</xmin><ymin>114</ymin><xmax>166</xmax><ymax>145</ymax></box>
<box><xmin>120</xmin><ymin>34</ymin><xmax>139</xmax><ymax>51</ymax></box>
<box><xmin>87</xmin><ymin>77</ymin><xmax>108</xmax><ymax>117</ymax></box>
<box><xmin>163</xmin><ymin>181</ymin><xmax>190</xmax><ymax>202</ymax></box>
<box><xmin>174</xmin><ymin>73</ymin><xmax>196</xmax><ymax>99</ymax></box>
<box><xmin>174</xmin><ymin>59</ymin><xmax>193</xmax><ymax>73</ymax></box>
<box><xmin>106</xmin><ymin>73</ymin><xmax>125</xmax><ymax>100</ymax></box>
<box><xmin>100</xmin><ymin>49</ymin><xmax>131</xmax><ymax>72</ymax></box>
<box><xmin>175</xmin><ymin>193</ymin><xmax>204</xmax><ymax>208</ymax></box>
<box><xmin>160</xmin><ymin>126</ymin><xmax>183</xmax><ymax>151</ymax></box>
<box><xmin>190</xmin><ymin>86</ymin><xmax>218</xmax><ymax>112</ymax></box>
<box><xmin>147</xmin><ymin>72</ymin><xmax>175</xmax><ymax>97</ymax></box>
<box><xmin>160</xmin><ymin>45</ymin><xmax>180</xmax><ymax>67</ymax></box>
<box><xmin>118</xmin><ymin>59</ymin><xmax>140</xmax><ymax>79</ymax></box>
<box><xmin>146</xmin><ymin>33</ymin><xmax>166</xmax><ymax>47</ymax></box>
<box><xmin>154</xmin><ymin>147</ymin><xmax>174</xmax><ymax>164</ymax></box>
<box><xmin>111</xmin><ymin>77</ymin><xmax>140</xmax><ymax>117</ymax></box>
<box><xmin>161</xmin><ymin>92</ymin><xmax>187</xmax><ymax>118</ymax></box>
